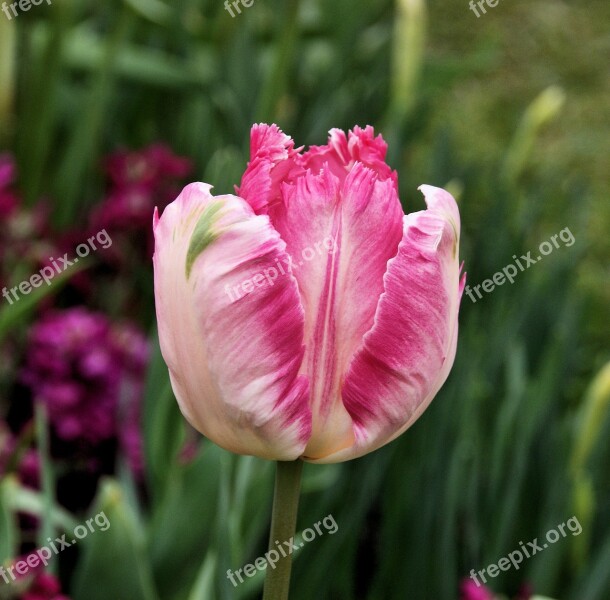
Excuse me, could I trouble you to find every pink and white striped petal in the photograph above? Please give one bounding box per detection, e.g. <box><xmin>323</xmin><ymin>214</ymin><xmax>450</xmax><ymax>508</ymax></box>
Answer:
<box><xmin>307</xmin><ymin>185</ymin><xmax>464</xmax><ymax>463</ymax></box>
<box><xmin>153</xmin><ymin>183</ymin><xmax>311</xmax><ymax>460</ymax></box>
<box><xmin>270</xmin><ymin>164</ymin><xmax>404</xmax><ymax>460</ymax></box>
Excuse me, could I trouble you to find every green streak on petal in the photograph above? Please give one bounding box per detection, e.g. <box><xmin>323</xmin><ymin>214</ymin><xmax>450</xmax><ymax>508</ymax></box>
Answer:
<box><xmin>185</xmin><ymin>202</ymin><xmax>224</xmax><ymax>279</ymax></box>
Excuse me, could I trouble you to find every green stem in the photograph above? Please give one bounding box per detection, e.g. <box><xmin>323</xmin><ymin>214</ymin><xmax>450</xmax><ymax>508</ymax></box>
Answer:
<box><xmin>34</xmin><ymin>401</ymin><xmax>56</xmax><ymax>572</ymax></box>
<box><xmin>262</xmin><ymin>460</ymin><xmax>303</xmax><ymax>600</ymax></box>
<box><xmin>0</xmin><ymin>13</ymin><xmax>15</xmax><ymax>144</ymax></box>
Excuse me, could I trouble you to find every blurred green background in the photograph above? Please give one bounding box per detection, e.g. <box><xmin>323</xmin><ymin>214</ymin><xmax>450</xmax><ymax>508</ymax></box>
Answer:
<box><xmin>0</xmin><ymin>0</ymin><xmax>608</xmax><ymax>599</ymax></box>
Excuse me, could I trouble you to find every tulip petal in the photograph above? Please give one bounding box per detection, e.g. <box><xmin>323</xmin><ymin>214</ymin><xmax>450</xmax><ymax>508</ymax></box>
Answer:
<box><xmin>153</xmin><ymin>183</ymin><xmax>311</xmax><ymax>460</ymax></box>
<box><xmin>308</xmin><ymin>185</ymin><xmax>464</xmax><ymax>463</ymax></box>
<box><xmin>236</xmin><ymin>123</ymin><xmax>303</xmax><ymax>215</ymax></box>
<box><xmin>302</xmin><ymin>126</ymin><xmax>398</xmax><ymax>188</ymax></box>
<box><xmin>271</xmin><ymin>164</ymin><xmax>404</xmax><ymax>459</ymax></box>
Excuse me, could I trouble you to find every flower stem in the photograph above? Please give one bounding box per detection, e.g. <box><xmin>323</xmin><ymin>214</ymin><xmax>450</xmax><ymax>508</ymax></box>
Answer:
<box><xmin>262</xmin><ymin>459</ymin><xmax>303</xmax><ymax>600</ymax></box>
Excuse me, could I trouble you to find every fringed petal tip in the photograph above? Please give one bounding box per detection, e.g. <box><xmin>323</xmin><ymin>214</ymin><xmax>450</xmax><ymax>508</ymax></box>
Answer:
<box><xmin>302</xmin><ymin>125</ymin><xmax>397</xmax><ymax>188</ymax></box>
<box><xmin>249</xmin><ymin>123</ymin><xmax>297</xmax><ymax>159</ymax></box>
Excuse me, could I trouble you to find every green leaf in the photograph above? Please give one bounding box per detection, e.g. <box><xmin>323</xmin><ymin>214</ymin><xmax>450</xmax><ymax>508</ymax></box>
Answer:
<box><xmin>122</xmin><ymin>0</ymin><xmax>172</xmax><ymax>26</ymax></box>
<box><xmin>188</xmin><ymin>552</ymin><xmax>218</xmax><ymax>600</ymax></box>
<box><xmin>0</xmin><ymin>477</ymin><xmax>18</xmax><ymax>565</ymax></box>
<box><xmin>2</xmin><ymin>478</ymin><xmax>77</xmax><ymax>533</ymax></box>
<box><xmin>63</xmin><ymin>27</ymin><xmax>216</xmax><ymax>89</ymax></box>
<box><xmin>0</xmin><ymin>262</ymin><xmax>87</xmax><ymax>342</ymax></box>
<box><xmin>71</xmin><ymin>479</ymin><xmax>159</xmax><ymax>600</ymax></box>
<box><xmin>147</xmin><ymin>443</ymin><xmax>224</xmax><ymax>600</ymax></box>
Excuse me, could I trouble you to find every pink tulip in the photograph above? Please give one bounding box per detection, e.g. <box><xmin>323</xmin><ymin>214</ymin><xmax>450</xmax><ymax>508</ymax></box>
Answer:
<box><xmin>153</xmin><ymin>124</ymin><xmax>464</xmax><ymax>463</ymax></box>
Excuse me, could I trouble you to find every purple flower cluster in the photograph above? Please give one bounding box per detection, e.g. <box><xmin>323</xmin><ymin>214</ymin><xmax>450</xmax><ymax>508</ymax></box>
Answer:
<box><xmin>0</xmin><ymin>143</ymin><xmax>189</xmax><ymax>597</ymax></box>
<box><xmin>0</xmin><ymin>154</ymin><xmax>56</xmax><ymax>300</ymax></box>
<box><xmin>91</xmin><ymin>143</ymin><xmax>192</xmax><ymax>232</ymax></box>
<box><xmin>0</xmin><ymin>153</ymin><xmax>19</xmax><ymax>218</ymax></box>
<box><xmin>21</xmin><ymin>308</ymin><xmax>149</xmax><ymax>473</ymax></box>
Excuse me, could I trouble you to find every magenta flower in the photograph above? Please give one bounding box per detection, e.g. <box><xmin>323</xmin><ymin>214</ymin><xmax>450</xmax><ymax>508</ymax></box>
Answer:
<box><xmin>113</xmin><ymin>324</ymin><xmax>150</xmax><ymax>475</ymax></box>
<box><xmin>460</xmin><ymin>578</ymin><xmax>495</xmax><ymax>600</ymax></box>
<box><xmin>153</xmin><ymin>124</ymin><xmax>464</xmax><ymax>463</ymax></box>
<box><xmin>92</xmin><ymin>143</ymin><xmax>192</xmax><ymax>232</ymax></box>
<box><xmin>19</xmin><ymin>569</ymin><xmax>70</xmax><ymax>600</ymax></box>
<box><xmin>22</xmin><ymin>309</ymin><xmax>116</xmax><ymax>442</ymax></box>
<box><xmin>21</xmin><ymin>308</ymin><xmax>149</xmax><ymax>473</ymax></box>
<box><xmin>0</xmin><ymin>153</ymin><xmax>18</xmax><ymax>218</ymax></box>
<box><xmin>105</xmin><ymin>143</ymin><xmax>192</xmax><ymax>189</ymax></box>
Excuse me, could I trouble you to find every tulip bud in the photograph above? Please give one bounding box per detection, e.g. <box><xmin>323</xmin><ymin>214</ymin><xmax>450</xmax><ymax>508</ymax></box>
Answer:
<box><xmin>153</xmin><ymin>124</ymin><xmax>464</xmax><ymax>463</ymax></box>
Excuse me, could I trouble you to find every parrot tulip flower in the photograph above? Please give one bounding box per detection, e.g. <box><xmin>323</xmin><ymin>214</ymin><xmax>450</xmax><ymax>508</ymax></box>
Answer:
<box><xmin>153</xmin><ymin>124</ymin><xmax>465</xmax><ymax>464</ymax></box>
